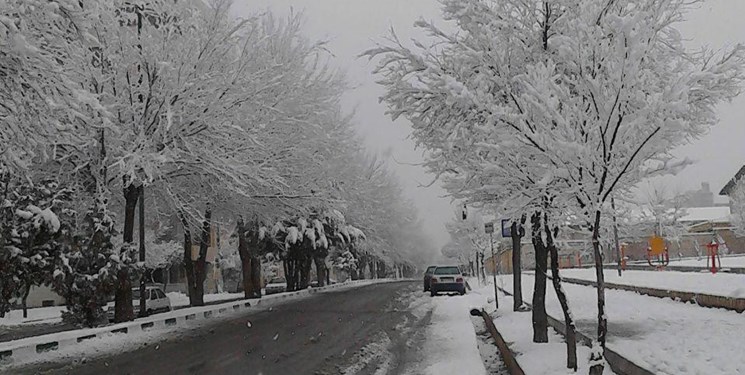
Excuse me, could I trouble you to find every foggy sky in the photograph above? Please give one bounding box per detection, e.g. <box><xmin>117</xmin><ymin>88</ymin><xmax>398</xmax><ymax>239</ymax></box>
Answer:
<box><xmin>233</xmin><ymin>0</ymin><xmax>745</xmax><ymax>254</ymax></box>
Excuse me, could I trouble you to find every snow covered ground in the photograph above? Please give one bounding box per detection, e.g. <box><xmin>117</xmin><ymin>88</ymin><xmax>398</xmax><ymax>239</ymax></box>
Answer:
<box><xmin>0</xmin><ymin>306</ymin><xmax>65</xmax><ymax>326</ymax></box>
<box><xmin>561</xmin><ymin>269</ymin><xmax>745</xmax><ymax>298</ymax></box>
<box><xmin>499</xmin><ymin>274</ymin><xmax>745</xmax><ymax>375</ymax></box>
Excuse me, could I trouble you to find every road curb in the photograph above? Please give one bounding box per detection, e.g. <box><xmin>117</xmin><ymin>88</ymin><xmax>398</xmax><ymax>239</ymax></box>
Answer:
<box><xmin>476</xmin><ymin>309</ymin><xmax>525</xmax><ymax>375</ymax></box>
<box><xmin>562</xmin><ymin>277</ymin><xmax>745</xmax><ymax>313</ymax></box>
<box><xmin>0</xmin><ymin>278</ymin><xmax>397</xmax><ymax>364</ymax></box>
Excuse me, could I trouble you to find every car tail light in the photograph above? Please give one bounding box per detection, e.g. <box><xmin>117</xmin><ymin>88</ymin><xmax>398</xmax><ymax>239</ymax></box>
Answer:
<box><xmin>431</xmin><ymin>277</ymin><xmax>438</xmax><ymax>283</ymax></box>
<box><xmin>456</xmin><ymin>277</ymin><xmax>464</xmax><ymax>283</ymax></box>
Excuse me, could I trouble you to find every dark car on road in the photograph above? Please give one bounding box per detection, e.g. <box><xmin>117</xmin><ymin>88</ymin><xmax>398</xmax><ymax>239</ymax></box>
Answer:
<box><xmin>429</xmin><ymin>266</ymin><xmax>466</xmax><ymax>296</ymax></box>
<box><xmin>423</xmin><ymin>265</ymin><xmax>437</xmax><ymax>292</ymax></box>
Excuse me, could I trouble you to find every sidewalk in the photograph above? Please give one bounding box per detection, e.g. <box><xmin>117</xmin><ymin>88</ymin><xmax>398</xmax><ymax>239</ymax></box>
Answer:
<box><xmin>498</xmin><ymin>273</ymin><xmax>745</xmax><ymax>375</ymax></box>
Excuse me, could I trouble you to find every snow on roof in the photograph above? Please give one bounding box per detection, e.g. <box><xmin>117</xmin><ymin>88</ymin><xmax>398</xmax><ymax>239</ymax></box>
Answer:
<box><xmin>678</xmin><ymin>206</ymin><xmax>731</xmax><ymax>223</ymax></box>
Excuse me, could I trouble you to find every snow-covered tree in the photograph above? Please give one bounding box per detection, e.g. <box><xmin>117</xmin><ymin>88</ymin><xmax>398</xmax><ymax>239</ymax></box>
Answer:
<box><xmin>730</xmin><ymin>182</ymin><xmax>745</xmax><ymax>238</ymax></box>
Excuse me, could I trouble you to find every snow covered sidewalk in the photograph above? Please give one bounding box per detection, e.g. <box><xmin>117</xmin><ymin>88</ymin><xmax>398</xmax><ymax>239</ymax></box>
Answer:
<box><xmin>414</xmin><ymin>291</ymin><xmax>490</xmax><ymax>375</ymax></box>
<box><xmin>499</xmin><ymin>274</ymin><xmax>745</xmax><ymax>375</ymax></box>
<box><xmin>560</xmin><ymin>269</ymin><xmax>745</xmax><ymax>299</ymax></box>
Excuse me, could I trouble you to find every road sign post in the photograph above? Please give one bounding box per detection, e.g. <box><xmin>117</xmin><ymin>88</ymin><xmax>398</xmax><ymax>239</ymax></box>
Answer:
<box><xmin>485</xmin><ymin>222</ymin><xmax>498</xmax><ymax>310</ymax></box>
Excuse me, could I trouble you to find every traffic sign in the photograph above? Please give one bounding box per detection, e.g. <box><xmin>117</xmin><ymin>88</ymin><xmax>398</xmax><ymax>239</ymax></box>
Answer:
<box><xmin>501</xmin><ymin>219</ymin><xmax>511</xmax><ymax>238</ymax></box>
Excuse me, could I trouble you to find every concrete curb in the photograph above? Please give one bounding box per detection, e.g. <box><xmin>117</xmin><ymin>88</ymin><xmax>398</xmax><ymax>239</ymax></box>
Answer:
<box><xmin>562</xmin><ymin>277</ymin><xmax>745</xmax><ymax>313</ymax></box>
<box><xmin>496</xmin><ymin>285</ymin><xmax>655</xmax><ymax>375</ymax></box>
<box><xmin>0</xmin><ymin>279</ymin><xmax>397</xmax><ymax>364</ymax></box>
<box><xmin>476</xmin><ymin>309</ymin><xmax>525</xmax><ymax>375</ymax></box>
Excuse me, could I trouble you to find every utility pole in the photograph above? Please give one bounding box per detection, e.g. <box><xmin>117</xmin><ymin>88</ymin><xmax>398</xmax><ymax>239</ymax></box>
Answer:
<box><xmin>485</xmin><ymin>222</ymin><xmax>498</xmax><ymax>310</ymax></box>
<box><xmin>612</xmin><ymin>196</ymin><xmax>622</xmax><ymax>277</ymax></box>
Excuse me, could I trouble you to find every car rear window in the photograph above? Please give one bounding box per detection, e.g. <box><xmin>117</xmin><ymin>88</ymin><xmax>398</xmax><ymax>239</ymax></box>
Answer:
<box><xmin>434</xmin><ymin>266</ymin><xmax>460</xmax><ymax>275</ymax></box>
<box><xmin>425</xmin><ymin>266</ymin><xmax>437</xmax><ymax>273</ymax></box>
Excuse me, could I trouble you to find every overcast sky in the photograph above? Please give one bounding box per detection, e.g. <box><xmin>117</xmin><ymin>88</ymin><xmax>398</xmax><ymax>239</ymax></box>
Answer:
<box><xmin>233</xmin><ymin>0</ymin><xmax>745</xmax><ymax>254</ymax></box>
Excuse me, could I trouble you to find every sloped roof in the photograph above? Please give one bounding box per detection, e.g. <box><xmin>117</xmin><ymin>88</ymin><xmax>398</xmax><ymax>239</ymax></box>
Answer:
<box><xmin>719</xmin><ymin>165</ymin><xmax>745</xmax><ymax>195</ymax></box>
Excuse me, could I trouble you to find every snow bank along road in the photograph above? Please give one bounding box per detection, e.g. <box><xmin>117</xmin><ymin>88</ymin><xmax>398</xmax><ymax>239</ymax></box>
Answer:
<box><xmin>8</xmin><ymin>281</ymin><xmax>493</xmax><ymax>375</ymax></box>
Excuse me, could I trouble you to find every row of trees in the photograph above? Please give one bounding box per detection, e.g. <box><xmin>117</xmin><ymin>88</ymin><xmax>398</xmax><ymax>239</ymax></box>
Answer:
<box><xmin>0</xmin><ymin>0</ymin><xmax>430</xmax><ymax>327</ymax></box>
<box><xmin>366</xmin><ymin>0</ymin><xmax>744</xmax><ymax>373</ymax></box>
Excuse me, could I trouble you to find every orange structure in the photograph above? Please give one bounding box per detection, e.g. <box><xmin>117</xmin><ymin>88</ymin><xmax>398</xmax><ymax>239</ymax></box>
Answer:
<box><xmin>647</xmin><ymin>235</ymin><xmax>669</xmax><ymax>270</ymax></box>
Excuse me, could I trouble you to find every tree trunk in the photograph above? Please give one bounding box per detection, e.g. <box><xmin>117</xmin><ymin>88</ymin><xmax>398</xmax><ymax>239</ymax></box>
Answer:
<box><xmin>236</xmin><ymin>217</ymin><xmax>255</xmax><ymax>299</ymax></box>
<box><xmin>511</xmin><ymin>221</ymin><xmax>523</xmax><ymax>311</ymax></box>
<box><xmin>531</xmin><ymin>212</ymin><xmax>549</xmax><ymax>343</ymax></box>
<box><xmin>250</xmin><ymin>256</ymin><xmax>261</xmax><ymax>296</ymax></box>
<box><xmin>21</xmin><ymin>284</ymin><xmax>31</xmax><ymax>319</ymax></box>
<box><xmin>479</xmin><ymin>252</ymin><xmax>487</xmax><ymax>283</ymax></box>
<box><xmin>298</xmin><ymin>251</ymin><xmax>312</xmax><ymax>289</ymax></box>
<box><xmin>282</xmin><ymin>258</ymin><xmax>293</xmax><ymax>291</ymax></box>
<box><xmin>114</xmin><ymin>180</ymin><xmax>138</xmax><ymax>323</ymax></box>
<box><xmin>589</xmin><ymin>210</ymin><xmax>608</xmax><ymax>375</ymax></box>
<box><xmin>240</xmin><ymin>256</ymin><xmax>253</xmax><ymax>298</ymax></box>
<box><xmin>180</xmin><ymin>212</ymin><xmax>199</xmax><ymax>306</ymax></box>
<box><xmin>314</xmin><ymin>257</ymin><xmax>327</xmax><ymax>287</ymax></box>
<box><xmin>162</xmin><ymin>267</ymin><xmax>169</xmax><ymax>293</ymax></box>
<box><xmin>545</xmin><ymin>215</ymin><xmax>577</xmax><ymax>371</ymax></box>
<box><xmin>138</xmin><ymin>186</ymin><xmax>147</xmax><ymax>318</ymax></box>
<box><xmin>192</xmin><ymin>209</ymin><xmax>211</xmax><ymax>306</ymax></box>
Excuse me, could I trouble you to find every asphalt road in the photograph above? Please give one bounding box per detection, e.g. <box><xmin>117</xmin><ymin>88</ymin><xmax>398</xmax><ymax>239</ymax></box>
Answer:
<box><xmin>17</xmin><ymin>281</ymin><xmax>437</xmax><ymax>375</ymax></box>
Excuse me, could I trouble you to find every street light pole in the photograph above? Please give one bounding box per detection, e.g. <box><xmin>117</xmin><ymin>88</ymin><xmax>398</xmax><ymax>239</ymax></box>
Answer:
<box><xmin>612</xmin><ymin>196</ymin><xmax>622</xmax><ymax>277</ymax></box>
<box><xmin>489</xmin><ymin>231</ymin><xmax>499</xmax><ymax>310</ymax></box>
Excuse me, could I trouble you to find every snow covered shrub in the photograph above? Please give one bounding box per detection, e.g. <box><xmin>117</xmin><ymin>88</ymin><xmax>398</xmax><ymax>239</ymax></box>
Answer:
<box><xmin>333</xmin><ymin>250</ymin><xmax>358</xmax><ymax>274</ymax></box>
<box><xmin>0</xmin><ymin>172</ymin><xmax>72</xmax><ymax>317</ymax></box>
<box><xmin>52</xmin><ymin>195</ymin><xmax>141</xmax><ymax>328</ymax></box>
